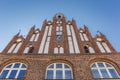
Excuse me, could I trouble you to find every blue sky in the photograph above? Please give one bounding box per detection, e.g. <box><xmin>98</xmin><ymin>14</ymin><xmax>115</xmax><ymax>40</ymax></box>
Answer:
<box><xmin>0</xmin><ymin>0</ymin><xmax>120</xmax><ymax>52</ymax></box>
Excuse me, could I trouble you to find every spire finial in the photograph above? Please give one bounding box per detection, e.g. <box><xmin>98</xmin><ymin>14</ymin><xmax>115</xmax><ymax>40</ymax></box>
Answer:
<box><xmin>97</xmin><ymin>30</ymin><xmax>103</xmax><ymax>36</ymax></box>
<box><xmin>16</xmin><ymin>29</ymin><xmax>21</xmax><ymax>36</ymax></box>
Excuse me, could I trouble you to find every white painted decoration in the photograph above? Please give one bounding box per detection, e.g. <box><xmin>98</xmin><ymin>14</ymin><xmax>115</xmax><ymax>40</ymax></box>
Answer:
<box><xmin>8</xmin><ymin>43</ymin><xmax>16</xmax><ymax>53</ymax></box>
<box><xmin>79</xmin><ymin>33</ymin><xmax>84</xmax><ymax>41</ymax></box>
<box><xmin>30</xmin><ymin>34</ymin><xmax>35</xmax><ymax>41</ymax></box>
<box><xmin>96</xmin><ymin>42</ymin><xmax>106</xmax><ymax>53</ymax></box>
<box><xmin>23</xmin><ymin>47</ymin><xmax>29</xmax><ymax>53</ymax></box>
<box><xmin>70</xmin><ymin>25</ymin><xmax>80</xmax><ymax>53</ymax></box>
<box><xmin>54</xmin><ymin>47</ymin><xmax>58</xmax><ymax>54</ymax></box>
<box><xmin>38</xmin><ymin>26</ymin><xmax>48</xmax><ymax>53</ymax></box>
<box><xmin>102</xmin><ymin>42</ymin><xmax>111</xmax><ymax>53</ymax></box>
<box><xmin>83</xmin><ymin>33</ymin><xmax>89</xmax><ymax>41</ymax></box>
<box><xmin>60</xmin><ymin>47</ymin><xmax>64</xmax><ymax>54</ymax></box>
<box><xmin>13</xmin><ymin>42</ymin><xmax>22</xmax><ymax>53</ymax></box>
<box><xmin>89</xmin><ymin>47</ymin><xmax>95</xmax><ymax>53</ymax></box>
<box><xmin>34</xmin><ymin>33</ymin><xmax>40</xmax><ymax>41</ymax></box>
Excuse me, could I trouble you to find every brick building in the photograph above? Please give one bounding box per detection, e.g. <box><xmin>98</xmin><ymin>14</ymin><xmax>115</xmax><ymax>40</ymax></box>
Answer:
<box><xmin>0</xmin><ymin>13</ymin><xmax>120</xmax><ymax>80</ymax></box>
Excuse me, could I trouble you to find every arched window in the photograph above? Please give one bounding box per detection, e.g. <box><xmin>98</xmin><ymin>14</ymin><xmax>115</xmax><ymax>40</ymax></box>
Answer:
<box><xmin>60</xmin><ymin>47</ymin><xmax>64</xmax><ymax>54</ymax></box>
<box><xmin>54</xmin><ymin>47</ymin><xmax>58</xmax><ymax>54</ymax></box>
<box><xmin>46</xmin><ymin>63</ymin><xmax>73</xmax><ymax>79</ymax></box>
<box><xmin>91</xmin><ymin>62</ymin><xmax>119</xmax><ymax>78</ymax></box>
<box><xmin>54</xmin><ymin>47</ymin><xmax>64</xmax><ymax>54</ymax></box>
<box><xmin>0</xmin><ymin>63</ymin><xmax>27</xmax><ymax>79</ymax></box>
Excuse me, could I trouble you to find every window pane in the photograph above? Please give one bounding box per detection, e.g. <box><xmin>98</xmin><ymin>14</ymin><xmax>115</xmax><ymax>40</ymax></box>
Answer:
<box><xmin>47</xmin><ymin>70</ymin><xmax>53</xmax><ymax>79</ymax></box>
<box><xmin>18</xmin><ymin>70</ymin><xmax>26</xmax><ymax>78</ymax></box>
<box><xmin>21</xmin><ymin>64</ymin><xmax>26</xmax><ymax>68</ymax></box>
<box><xmin>56</xmin><ymin>70</ymin><xmax>62</xmax><ymax>79</ymax></box>
<box><xmin>109</xmin><ymin>69</ymin><xmax>119</xmax><ymax>78</ymax></box>
<box><xmin>6</xmin><ymin>64</ymin><xmax>12</xmax><ymax>68</ymax></box>
<box><xmin>48</xmin><ymin>64</ymin><xmax>54</xmax><ymax>68</ymax></box>
<box><xmin>65</xmin><ymin>65</ymin><xmax>70</xmax><ymax>68</ymax></box>
<box><xmin>56</xmin><ymin>64</ymin><xmax>62</xmax><ymax>68</ymax></box>
<box><xmin>14</xmin><ymin>63</ymin><xmax>20</xmax><ymax>68</ymax></box>
<box><xmin>106</xmin><ymin>63</ymin><xmax>112</xmax><ymax>67</ymax></box>
<box><xmin>91</xmin><ymin>64</ymin><xmax>96</xmax><ymax>68</ymax></box>
<box><xmin>65</xmin><ymin>70</ymin><xmax>72</xmax><ymax>79</ymax></box>
<box><xmin>98</xmin><ymin>63</ymin><xmax>104</xmax><ymax>67</ymax></box>
<box><xmin>101</xmin><ymin>69</ymin><xmax>109</xmax><ymax>78</ymax></box>
<box><xmin>9</xmin><ymin>70</ymin><xmax>17</xmax><ymax>78</ymax></box>
<box><xmin>92</xmin><ymin>69</ymin><xmax>100</xmax><ymax>78</ymax></box>
<box><xmin>0</xmin><ymin>70</ymin><xmax>9</xmax><ymax>78</ymax></box>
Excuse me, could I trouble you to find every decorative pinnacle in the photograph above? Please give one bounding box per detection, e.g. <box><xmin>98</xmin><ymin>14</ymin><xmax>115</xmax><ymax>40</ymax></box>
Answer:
<box><xmin>97</xmin><ymin>30</ymin><xmax>105</xmax><ymax>36</ymax></box>
<box><xmin>16</xmin><ymin>29</ymin><xmax>21</xmax><ymax>36</ymax></box>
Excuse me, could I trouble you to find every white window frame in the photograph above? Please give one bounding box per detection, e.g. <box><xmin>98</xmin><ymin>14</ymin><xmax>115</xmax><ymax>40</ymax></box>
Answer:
<box><xmin>46</xmin><ymin>63</ymin><xmax>73</xmax><ymax>79</ymax></box>
<box><xmin>0</xmin><ymin>63</ymin><xmax>27</xmax><ymax>79</ymax></box>
<box><xmin>91</xmin><ymin>62</ymin><xmax>120</xmax><ymax>78</ymax></box>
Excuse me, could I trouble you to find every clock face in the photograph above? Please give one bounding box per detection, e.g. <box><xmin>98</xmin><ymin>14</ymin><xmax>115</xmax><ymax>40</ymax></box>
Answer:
<box><xmin>56</xmin><ymin>36</ymin><xmax>62</xmax><ymax>42</ymax></box>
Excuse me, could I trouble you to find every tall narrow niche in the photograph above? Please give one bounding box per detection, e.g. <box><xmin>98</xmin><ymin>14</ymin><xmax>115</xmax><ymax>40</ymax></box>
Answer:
<box><xmin>54</xmin><ymin>13</ymin><xmax>64</xmax><ymax>54</ymax></box>
<box><xmin>38</xmin><ymin>22</ymin><xmax>53</xmax><ymax>54</ymax></box>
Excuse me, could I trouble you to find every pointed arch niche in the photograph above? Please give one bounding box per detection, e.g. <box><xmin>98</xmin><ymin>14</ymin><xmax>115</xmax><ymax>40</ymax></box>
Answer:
<box><xmin>7</xmin><ymin>38</ymin><xmax>23</xmax><ymax>53</ymax></box>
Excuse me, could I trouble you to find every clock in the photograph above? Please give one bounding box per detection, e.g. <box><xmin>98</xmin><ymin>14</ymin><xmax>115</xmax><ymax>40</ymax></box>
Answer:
<box><xmin>56</xmin><ymin>36</ymin><xmax>62</xmax><ymax>42</ymax></box>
